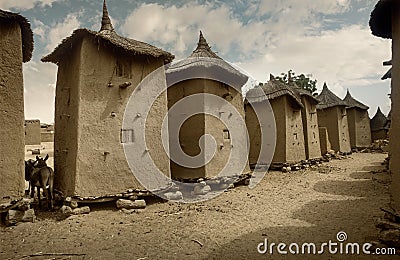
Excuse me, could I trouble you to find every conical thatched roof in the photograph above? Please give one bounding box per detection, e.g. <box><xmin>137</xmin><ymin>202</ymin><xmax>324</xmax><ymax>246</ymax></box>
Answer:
<box><xmin>42</xmin><ymin>0</ymin><xmax>173</xmax><ymax>64</ymax></box>
<box><xmin>369</xmin><ymin>0</ymin><xmax>393</xmax><ymax>39</ymax></box>
<box><xmin>0</xmin><ymin>9</ymin><xmax>33</xmax><ymax>62</ymax></box>
<box><xmin>288</xmin><ymin>81</ymin><xmax>319</xmax><ymax>105</ymax></box>
<box><xmin>343</xmin><ymin>90</ymin><xmax>369</xmax><ymax>110</ymax></box>
<box><xmin>316</xmin><ymin>83</ymin><xmax>347</xmax><ymax>110</ymax></box>
<box><xmin>166</xmin><ymin>31</ymin><xmax>248</xmax><ymax>87</ymax></box>
<box><xmin>370</xmin><ymin>107</ymin><xmax>388</xmax><ymax>131</ymax></box>
<box><xmin>246</xmin><ymin>75</ymin><xmax>303</xmax><ymax>108</ymax></box>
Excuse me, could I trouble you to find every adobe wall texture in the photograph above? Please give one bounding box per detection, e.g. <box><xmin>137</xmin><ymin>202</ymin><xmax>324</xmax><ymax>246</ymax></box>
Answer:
<box><xmin>54</xmin><ymin>36</ymin><xmax>170</xmax><ymax>197</ymax></box>
<box><xmin>168</xmin><ymin>79</ymin><xmax>249</xmax><ymax>179</ymax></box>
<box><xmin>0</xmin><ymin>22</ymin><xmax>25</xmax><ymax>203</ymax></box>
<box><xmin>300</xmin><ymin>96</ymin><xmax>321</xmax><ymax>160</ymax></box>
<box><xmin>168</xmin><ymin>79</ymin><xmax>206</xmax><ymax>179</ymax></box>
<box><xmin>245</xmin><ymin>101</ymin><xmax>275</xmax><ymax>166</ymax></box>
<box><xmin>270</xmin><ymin>97</ymin><xmax>286</xmax><ymax>163</ymax></box>
<box><xmin>347</xmin><ymin>108</ymin><xmax>371</xmax><ymax>148</ymax></box>
<box><xmin>204</xmin><ymin>81</ymin><xmax>249</xmax><ymax>178</ymax></box>
<box><xmin>371</xmin><ymin>129</ymin><xmax>388</xmax><ymax>141</ymax></box>
<box><xmin>53</xmin><ymin>39</ymin><xmax>81</xmax><ymax>196</ymax></box>
<box><xmin>319</xmin><ymin>127</ymin><xmax>331</xmax><ymax>155</ymax></box>
<box><xmin>317</xmin><ymin>107</ymin><xmax>351</xmax><ymax>153</ymax></box>
<box><xmin>25</xmin><ymin>119</ymin><xmax>41</xmax><ymax>145</ymax></box>
<box><xmin>284</xmin><ymin>96</ymin><xmax>306</xmax><ymax>163</ymax></box>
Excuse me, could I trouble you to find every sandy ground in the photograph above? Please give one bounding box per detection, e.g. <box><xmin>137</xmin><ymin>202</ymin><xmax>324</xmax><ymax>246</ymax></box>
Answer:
<box><xmin>1</xmin><ymin>151</ymin><xmax>398</xmax><ymax>259</ymax></box>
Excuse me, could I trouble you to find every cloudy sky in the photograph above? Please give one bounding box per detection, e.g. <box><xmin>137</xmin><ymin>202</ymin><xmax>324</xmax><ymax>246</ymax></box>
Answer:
<box><xmin>1</xmin><ymin>0</ymin><xmax>391</xmax><ymax>124</ymax></box>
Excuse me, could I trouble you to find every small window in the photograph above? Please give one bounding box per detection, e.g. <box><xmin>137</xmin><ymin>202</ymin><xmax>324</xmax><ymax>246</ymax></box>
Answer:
<box><xmin>121</xmin><ymin>129</ymin><xmax>134</xmax><ymax>143</ymax></box>
<box><xmin>223</xmin><ymin>129</ymin><xmax>230</xmax><ymax>140</ymax></box>
<box><xmin>116</xmin><ymin>60</ymin><xmax>132</xmax><ymax>79</ymax></box>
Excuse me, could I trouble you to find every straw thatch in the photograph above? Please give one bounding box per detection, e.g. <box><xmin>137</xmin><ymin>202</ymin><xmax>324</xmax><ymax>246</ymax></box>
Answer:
<box><xmin>246</xmin><ymin>75</ymin><xmax>303</xmax><ymax>108</ymax></box>
<box><xmin>0</xmin><ymin>9</ymin><xmax>33</xmax><ymax>62</ymax></box>
<box><xmin>343</xmin><ymin>90</ymin><xmax>369</xmax><ymax>110</ymax></box>
<box><xmin>166</xmin><ymin>31</ymin><xmax>248</xmax><ymax>87</ymax></box>
<box><xmin>369</xmin><ymin>0</ymin><xmax>393</xmax><ymax>39</ymax></box>
<box><xmin>288</xmin><ymin>81</ymin><xmax>319</xmax><ymax>104</ymax></box>
<box><xmin>42</xmin><ymin>0</ymin><xmax>173</xmax><ymax>64</ymax></box>
<box><xmin>316</xmin><ymin>83</ymin><xmax>347</xmax><ymax>110</ymax></box>
<box><xmin>370</xmin><ymin>107</ymin><xmax>388</xmax><ymax>131</ymax></box>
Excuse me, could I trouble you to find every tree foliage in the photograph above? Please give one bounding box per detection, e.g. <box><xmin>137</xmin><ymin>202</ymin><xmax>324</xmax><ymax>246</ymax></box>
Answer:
<box><xmin>275</xmin><ymin>70</ymin><xmax>317</xmax><ymax>94</ymax></box>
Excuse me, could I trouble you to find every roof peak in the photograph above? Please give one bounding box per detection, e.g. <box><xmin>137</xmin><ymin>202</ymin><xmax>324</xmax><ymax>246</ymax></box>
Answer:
<box><xmin>100</xmin><ymin>0</ymin><xmax>114</xmax><ymax>32</ymax></box>
<box><xmin>189</xmin><ymin>31</ymin><xmax>221</xmax><ymax>59</ymax></box>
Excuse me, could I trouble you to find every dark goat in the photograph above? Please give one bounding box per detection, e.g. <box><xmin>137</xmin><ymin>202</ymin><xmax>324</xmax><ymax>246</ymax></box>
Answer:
<box><xmin>25</xmin><ymin>155</ymin><xmax>54</xmax><ymax>209</ymax></box>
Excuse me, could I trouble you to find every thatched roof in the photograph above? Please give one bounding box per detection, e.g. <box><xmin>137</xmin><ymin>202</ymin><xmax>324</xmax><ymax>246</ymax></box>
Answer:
<box><xmin>370</xmin><ymin>107</ymin><xmax>388</xmax><ymax>131</ymax></box>
<box><xmin>42</xmin><ymin>0</ymin><xmax>173</xmax><ymax>64</ymax></box>
<box><xmin>343</xmin><ymin>90</ymin><xmax>369</xmax><ymax>110</ymax></box>
<box><xmin>288</xmin><ymin>81</ymin><xmax>319</xmax><ymax>105</ymax></box>
<box><xmin>166</xmin><ymin>31</ymin><xmax>248</xmax><ymax>87</ymax></box>
<box><xmin>246</xmin><ymin>75</ymin><xmax>303</xmax><ymax>108</ymax></box>
<box><xmin>0</xmin><ymin>9</ymin><xmax>33</xmax><ymax>62</ymax></box>
<box><xmin>369</xmin><ymin>0</ymin><xmax>393</xmax><ymax>39</ymax></box>
<box><xmin>316</xmin><ymin>83</ymin><xmax>347</xmax><ymax>110</ymax></box>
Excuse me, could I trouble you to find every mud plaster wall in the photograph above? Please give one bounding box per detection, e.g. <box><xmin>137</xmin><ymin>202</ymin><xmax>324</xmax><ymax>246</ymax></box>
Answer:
<box><xmin>53</xmin><ymin>40</ymin><xmax>81</xmax><ymax>196</ymax></box>
<box><xmin>390</xmin><ymin>2</ymin><xmax>400</xmax><ymax>212</ymax></box>
<box><xmin>25</xmin><ymin>120</ymin><xmax>41</xmax><ymax>145</ymax></box>
<box><xmin>245</xmin><ymin>102</ymin><xmax>275</xmax><ymax>166</ymax></box>
<box><xmin>317</xmin><ymin>107</ymin><xmax>351</xmax><ymax>153</ymax></box>
<box><xmin>168</xmin><ymin>79</ymin><xmax>206</xmax><ymax>179</ymax></box>
<box><xmin>284</xmin><ymin>96</ymin><xmax>306</xmax><ymax>163</ymax></box>
<box><xmin>318</xmin><ymin>127</ymin><xmax>331</xmax><ymax>155</ymax></box>
<box><xmin>41</xmin><ymin>132</ymin><xmax>54</xmax><ymax>142</ymax></box>
<box><xmin>168</xmin><ymin>79</ymin><xmax>249</xmax><ymax>179</ymax></box>
<box><xmin>203</xmin><ymin>81</ymin><xmax>249</xmax><ymax>178</ymax></box>
<box><xmin>55</xmin><ymin>36</ymin><xmax>170</xmax><ymax>197</ymax></box>
<box><xmin>347</xmin><ymin>108</ymin><xmax>371</xmax><ymax>148</ymax></box>
<box><xmin>371</xmin><ymin>129</ymin><xmax>388</xmax><ymax>141</ymax></box>
<box><xmin>301</xmin><ymin>96</ymin><xmax>321</xmax><ymax>160</ymax></box>
<box><xmin>0</xmin><ymin>22</ymin><xmax>25</xmax><ymax>203</ymax></box>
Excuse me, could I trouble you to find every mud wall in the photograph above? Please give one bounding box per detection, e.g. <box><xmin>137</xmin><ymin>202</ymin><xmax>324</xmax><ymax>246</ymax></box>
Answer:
<box><xmin>24</xmin><ymin>119</ymin><xmax>41</xmax><ymax>145</ymax></box>
<box><xmin>284</xmin><ymin>96</ymin><xmax>306</xmax><ymax>163</ymax></box>
<box><xmin>301</xmin><ymin>96</ymin><xmax>321</xmax><ymax>159</ymax></box>
<box><xmin>0</xmin><ymin>22</ymin><xmax>25</xmax><ymax>203</ymax></box>
<box><xmin>347</xmin><ymin>108</ymin><xmax>371</xmax><ymax>148</ymax></box>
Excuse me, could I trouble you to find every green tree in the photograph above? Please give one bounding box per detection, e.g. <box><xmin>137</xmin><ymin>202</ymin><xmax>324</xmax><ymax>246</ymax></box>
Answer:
<box><xmin>275</xmin><ymin>70</ymin><xmax>317</xmax><ymax>94</ymax></box>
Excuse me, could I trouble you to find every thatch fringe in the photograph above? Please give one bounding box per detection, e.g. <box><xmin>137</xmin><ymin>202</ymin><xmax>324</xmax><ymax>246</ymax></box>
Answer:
<box><xmin>0</xmin><ymin>9</ymin><xmax>33</xmax><ymax>62</ymax></box>
<box><xmin>370</xmin><ymin>107</ymin><xmax>389</xmax><ymax>131</ymax></box>
<box><xmin>316</xmin><ymin>83</ymin><xmax>347</xmax><ymax>110</ymax></box>
<box><xmin>246</xmin><ymin>78</ymin><xmax>303</xmax><ymax>108</ymax></box>
<box><xmin>41</xmin><ymin>28</ymin><xmax>174</xmax><ymax>64</ymax></box>
<box><xmin>343</xmin><ymin>90</ymin><xmax>369</xmax><ymax>110</ymax></box>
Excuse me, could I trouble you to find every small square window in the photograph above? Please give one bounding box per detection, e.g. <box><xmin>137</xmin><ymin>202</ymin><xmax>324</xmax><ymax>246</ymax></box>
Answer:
<box><xmin>223</xmin><ymin>129</ymin><xmax>230</xmax><ymax>140</ymax></box>
<box><xmin>121</xmin><ymin>129</ymin><xmax>134</xmax><ymax>143</ymax></box>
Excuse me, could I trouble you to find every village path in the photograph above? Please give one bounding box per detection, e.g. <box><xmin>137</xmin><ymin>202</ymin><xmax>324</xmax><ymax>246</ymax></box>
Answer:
<box><xmin>1</xmin><ymin>152</ymin><xmax>398</xmax><ymax>259</ymax></box>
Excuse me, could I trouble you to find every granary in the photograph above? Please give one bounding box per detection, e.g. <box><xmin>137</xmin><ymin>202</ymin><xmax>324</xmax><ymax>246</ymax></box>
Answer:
<box><xmin>290</xmin><ymin>82</ymin><xmax>321</xmax><ymax>160</ymax></box>
<box><xmin>41</xmin><ymin>0</ymin><xmax>174</xmax><ymax>198</ymax></box>
<box><xmin>246</xmin><ymin>75</ymin><xmax>306</xmax><ymax>167</ymax></box>
<box><xmin>0</xmin><ymin>10</ymin><xmax>33</xmax><ymax>204</ymax></box>
<box><xmin>316</xmin><ymin>83</ymin><xmax>351</xmax><ymax>154</ymax></box>
<box><xmin>25</xmin><ymin>119</ymin><xmax>41</xmax><ymax>145</ymax></box>
<box><xmin>370</xmin><ymin>0</ymin><xmax>400</xmax><ymax>215</ymax></box>
<box><xmin>343</xmin><ymin>90</ymin><xmax>372</xmax><ymax>148</ymax></box>
<box><xmin>166</xmin><ymin>31</ymin><xmax>249</xmax><ymax>180</ymax></box>
<box><xmin>40</xmin><ymin>123</ymin><xmax>54</xmax><ymax>142</ymax></box>
<box><xmin>370</xmin><ymin>107</ymin><xmax>389</xmax><ymax>141</ymax></box>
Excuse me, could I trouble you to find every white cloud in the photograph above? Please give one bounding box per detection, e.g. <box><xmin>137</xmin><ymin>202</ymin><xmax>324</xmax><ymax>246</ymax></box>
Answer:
<box><xmin>44</xmin><ymin>13</ymin><xmax>80</xmax><ymax>51</ymax></box>
<box><xmin>0</xmin><ymin>0</ymin><xmax>60</xmax><ymax>10</ymax></box>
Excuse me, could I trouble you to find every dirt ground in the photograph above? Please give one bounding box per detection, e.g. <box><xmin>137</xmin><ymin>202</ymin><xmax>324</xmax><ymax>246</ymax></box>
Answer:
<box><xmin>1</xmin><ymin>152</ymin><xmax>398</xmax><ymax>259</ymax></box>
